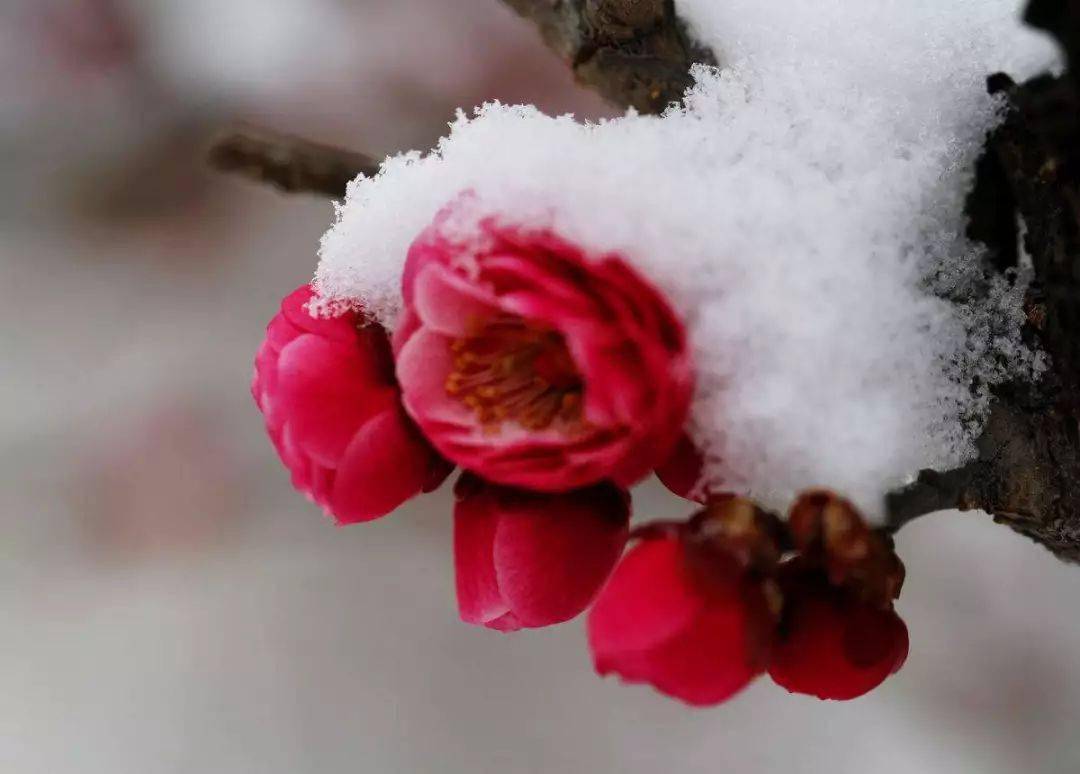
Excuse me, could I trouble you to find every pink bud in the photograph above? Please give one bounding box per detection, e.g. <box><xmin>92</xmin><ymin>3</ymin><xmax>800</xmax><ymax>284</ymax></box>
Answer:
<box><xmin>769</xmin><ymin>575</ymin><xmax>909</xmax><ymax>700</ymax></box>
<box><xmin>454</xmin><ymin>474</ymin><xmax>630</xmax><ymax>631</ymax></box>
<box><xmin>587</xmin><ymin>534</ymin><xmax>774</xmax><ymax>706</ymax></box>
<box><xmin>253</xmin><ymin>285</ymin><xmax>450</xmax><ymax>524</ymax></box>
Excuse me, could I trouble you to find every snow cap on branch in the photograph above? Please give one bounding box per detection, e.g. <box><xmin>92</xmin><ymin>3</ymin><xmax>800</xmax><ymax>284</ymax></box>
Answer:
<box><xmin>317</xmin><ymin>0</ymin><xmax>1057</xmax><ymax>520</ymax></box>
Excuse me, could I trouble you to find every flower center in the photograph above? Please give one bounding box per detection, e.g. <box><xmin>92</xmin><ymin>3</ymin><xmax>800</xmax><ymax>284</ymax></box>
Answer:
<box><xmin>445</xmin><ymin>314</ymin><xmax>584</xmax><ymax>432</ymax></box>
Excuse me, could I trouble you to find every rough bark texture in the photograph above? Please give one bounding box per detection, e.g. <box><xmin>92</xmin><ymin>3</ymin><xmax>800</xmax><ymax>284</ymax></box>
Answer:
<box><xmin>887</xmin><ymin>0</ymin><xmax>1080</xmax><ymax>561</ymax></box>
<box><xmin>498</xmin><ymin>0</ymin><xmax>717</xmax><ymax>113</ymax></box>
<box><xmin>208</xmin><ymin>0</ymin><xmax>1080</xmax><ymax>560</ymax></box>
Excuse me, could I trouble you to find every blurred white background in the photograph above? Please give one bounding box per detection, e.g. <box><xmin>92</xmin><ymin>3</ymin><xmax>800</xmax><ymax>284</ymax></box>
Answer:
<box><xmin>2</xmin><ymin>1</ymin><xmax>1079</xmax><ymax>772</ymax></box>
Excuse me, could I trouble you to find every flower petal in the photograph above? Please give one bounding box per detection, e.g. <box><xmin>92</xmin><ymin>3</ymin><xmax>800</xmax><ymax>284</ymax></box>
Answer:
<box><xmin>329</xmin><ymin>408</ymin><xmax>436</xmax><ymax>523</ymax></box>
<box><xmin>492</xmin><ymin>485</ymin><xmax>629</xmax><ymax>628</ymax></box>
<box><xmin>395</xmin><ymin>328</ymin><xmax>471</xmax><ymax>428</ymax></box>
<box><xmin>413</xmin><ymin>263</ymin><xmax>500</xmax><ymax>337</ymax></box>
<box><xmin>768</xmin><ymin>586</ymin><xmax>909</xmax><ymax>701</ymax></box>
<box><xmin>597</xmin><ymin>605</ymin><xmax>763</xmax><ymax>707</ymax></box>
<box><xmin>588</xmin><ymin>537</ymin><xmax>706</xmax><ymax>656</ymax></box>
<box><xmin>589</xmin><ymin>536</ymin><xmax>766</xmax><ymax>706</ymax></box>
<box><xmin>277</xmin><ymin>334</ymin><xmax>398</xmax><ymax>466</ymax></box>
<box><xmin>280</xmin><ymin>284</ymin><xmax>358</xmax><ymax>344</ymax></box>
<box><xmin>454</xmin><ymin>480</ymin><xmax>514</xmax><ymax>628</ymax></box>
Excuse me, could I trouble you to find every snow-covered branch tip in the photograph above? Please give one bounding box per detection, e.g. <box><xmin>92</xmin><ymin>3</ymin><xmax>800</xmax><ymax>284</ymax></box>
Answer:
<box><xmin>207</xmin><ymin>126</ymin><xmax>377</xmax><ymax>198</ymax></box>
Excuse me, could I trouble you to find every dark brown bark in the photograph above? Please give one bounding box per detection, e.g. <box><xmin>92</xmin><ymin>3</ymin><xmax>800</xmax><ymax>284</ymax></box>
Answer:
<box><xmin>1026</xmin><ymin>0</ymin><xmax>1080</xmax><ymax>76</ymax></box>
<box><xmin>886</xmin><ymin>2</ymin><xmax>1080</xmax><ymax>561</ymax></box>
<box><xmin>498</xmin><ymin>0</ymin><xmax>717</xmax><ymax>114</ymax></box>
<box><xmin>207</xmin><ymin>126</ymin><xmax>377</xmax><ymax>198</ymax></box>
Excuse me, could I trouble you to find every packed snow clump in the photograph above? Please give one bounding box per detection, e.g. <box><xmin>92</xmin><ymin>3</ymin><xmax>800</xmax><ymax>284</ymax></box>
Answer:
<box><xmin>317</xmin><ymin>0</ymin><xmax>1058</xmax><ymax>519</ymax></box>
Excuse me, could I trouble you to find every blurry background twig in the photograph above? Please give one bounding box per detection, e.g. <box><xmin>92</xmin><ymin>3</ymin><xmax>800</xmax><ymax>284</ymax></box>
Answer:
<box><xmin>207</xmin><ymin>126</ymin><xmax>378</xmax><ymax>198</ymax></box>
<box><xmin>207</xmin><ymin>0</ymin><xmax>713</xmax><ymax>194</ymax></box>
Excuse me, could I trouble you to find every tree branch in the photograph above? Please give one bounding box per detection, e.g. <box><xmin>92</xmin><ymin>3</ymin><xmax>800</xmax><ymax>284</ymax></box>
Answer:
<box><xmin>884</xmin><ymin>465</ymin><xmax>982</xmax><ymax>534</ymax></box>
<box><xmin>207</xmin><ymin>1</ymin><xmax>715</xmax><ymax>191</ymax></box>
<box><xmin>883</xmin><ymin>1</ymin><xmax>1080</xmax><ymax>561</ymax></box>
<box><xmin>498</xmin><ymin>0</ymin><xmax>717</xmax><ymax>114</ymax></box>
<box><xmin>1026</xmin><ymin>0</ymin><xmax>1080</xmax><ymax>77</ymax></box>
<box><xmin>201</xmin><ymin>0</ymin><xmax>731</xmax><ymax>548</ymax></box>
<box><xmin>207</xmin><ymin>126</ymin><xmax>377</xmax><ymax>198</ymax></box>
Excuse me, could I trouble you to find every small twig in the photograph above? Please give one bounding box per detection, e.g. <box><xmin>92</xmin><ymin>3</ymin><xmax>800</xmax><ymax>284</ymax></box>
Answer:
<box><xmin>206</xmin><ymin>126</ymin><xmax>378</xmax><ymax>198</ymax></box>
<box><xmin>884</xmin><ymin>464</ymin><xmax>981</xmax><ymax>534</ymax></box>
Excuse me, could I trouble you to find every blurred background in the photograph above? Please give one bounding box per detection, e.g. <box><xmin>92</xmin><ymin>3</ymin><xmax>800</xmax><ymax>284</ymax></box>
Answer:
<box><xmin>2</xmin><ymin>1</ymin><xmax>1079</xmax><ymax>771</ymax></box>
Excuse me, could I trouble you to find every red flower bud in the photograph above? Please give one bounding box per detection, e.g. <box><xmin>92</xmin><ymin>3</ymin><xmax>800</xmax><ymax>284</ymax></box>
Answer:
<box><xmin>454</xmin><ymin>474</ymin><xmax>629</xmax><ymax>631</ymax></box>
<box><xmin>769</xmin><ymin>573</ymin><xmax>909</xmax><ymax>700</ymax></box>
<box><xmin>587</xmin><ymin>501</ymin><xmax>779</xmax><ymax>706</ymax></box>
<box><xmin>252</xmin><ymin>285</ymin><xmax>450</xmax><ymax>524</ymax></box>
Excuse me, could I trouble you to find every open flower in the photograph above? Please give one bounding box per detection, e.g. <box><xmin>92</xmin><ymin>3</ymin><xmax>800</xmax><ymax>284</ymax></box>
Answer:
<box><xmin>394</xmin><ymin>200</ymin><xmax>694</xmax><ymax>492</ymax></box>
<box><xmin>454</xmin><ymin>473</ymin><xmax>629</xmax><ymax>631</ymax></box>
<box><xmin>587</xmin><ymin>498</ymin><xmax>779</xmax><ymax>706</ymax></box>
<box><xmin>253</xmin><ymin>285</ymin><xmax>450</xmax><ymax>524</ymax></box>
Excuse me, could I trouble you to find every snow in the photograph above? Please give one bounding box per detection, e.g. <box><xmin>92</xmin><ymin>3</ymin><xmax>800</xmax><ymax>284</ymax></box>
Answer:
<box><xmin>316</xmin><ymin>0</ymin><xmax>1057</xmax><ymax>520</ymax></box>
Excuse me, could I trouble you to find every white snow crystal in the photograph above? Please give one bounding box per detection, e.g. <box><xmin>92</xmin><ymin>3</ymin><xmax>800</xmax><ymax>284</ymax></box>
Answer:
<box><xmin>317</xmin><ymin>0</ymin><xmax>1058</xmax><ymax>520</ymax></box>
